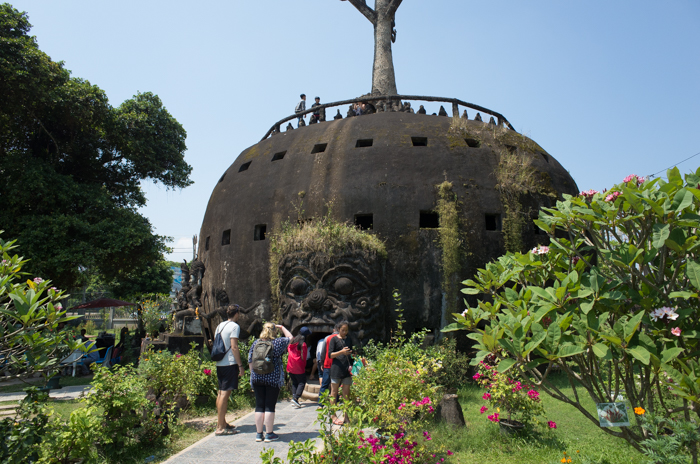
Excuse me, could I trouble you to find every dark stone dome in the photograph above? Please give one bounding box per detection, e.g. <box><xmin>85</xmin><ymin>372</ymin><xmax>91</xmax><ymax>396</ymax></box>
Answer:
<box><xmin>197</xmin><ymin>111</ymin><xmax>578</xmax><ymax>339</ymax></box>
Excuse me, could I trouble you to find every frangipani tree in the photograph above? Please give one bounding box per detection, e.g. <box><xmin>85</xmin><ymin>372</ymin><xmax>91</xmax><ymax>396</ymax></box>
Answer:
<box><xmin>445</xmin><ymin>168</ymin><xmax>700</xmax><ymax>456</ymax></box>
<box><xmin>341</xmin><ymin>0</ymin><xmax>403</xmax><ymax>95</ymax></box>
<box><xmin>0</xmin><ymin>233</ymin><xmax>84</xmax><ymax>381</ymax></box>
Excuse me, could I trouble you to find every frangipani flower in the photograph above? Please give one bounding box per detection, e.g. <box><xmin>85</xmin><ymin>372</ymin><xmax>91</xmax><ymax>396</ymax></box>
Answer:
<box><xmin>671</xmin><ymin>327</ymin><xmax>681</xmax><ymax>336</ymax></box>
<box><xmin>531</xmin><ymin>245</ymin><xmax>549</xmax><ymax>255</ymax></box>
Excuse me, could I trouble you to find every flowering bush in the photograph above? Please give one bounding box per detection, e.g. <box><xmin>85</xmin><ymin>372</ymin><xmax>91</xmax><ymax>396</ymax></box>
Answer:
<box><xmin>474</xmin><ymin>358</ymin><xmax>546</xmax><ymax>427</ymax></box>
<box><xmin>446</xmin><ymin>168</ymin><xmax>700</xmax><ymax>453</ymax></box>
<box><xmin>85</xmin><ymin>364</ymin><xmax>164</xmax><ymax>457</ymax></box>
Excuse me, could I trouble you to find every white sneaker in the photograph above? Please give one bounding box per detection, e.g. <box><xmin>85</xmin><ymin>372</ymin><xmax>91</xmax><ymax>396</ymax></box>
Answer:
<box><xmin>291</xmin><ymin>399</ymin><xmax>301</xmax><ymax>408</ymax></box>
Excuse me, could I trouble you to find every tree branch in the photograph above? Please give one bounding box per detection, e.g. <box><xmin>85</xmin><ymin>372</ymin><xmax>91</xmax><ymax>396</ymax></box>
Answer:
<box><xmin>384</xmin><ymin>0</ymin><xmax>403</xmax><ymax>17</ymax></box>
<box><xmin>347</xmin><ymin>0</ymin><xmax>377</xmax><ymax>23</ymax></box>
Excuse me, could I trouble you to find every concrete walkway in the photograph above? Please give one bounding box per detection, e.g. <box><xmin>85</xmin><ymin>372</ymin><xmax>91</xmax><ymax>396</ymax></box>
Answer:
<box><xmin>0</xmin><ymin>385</ymin><xmax>92</xmax><ymax>403</ymax></box>
<box><xmin>163</xmin><ymin>399</ymin><xmax>322</xmax><ymax>464</ymax></box>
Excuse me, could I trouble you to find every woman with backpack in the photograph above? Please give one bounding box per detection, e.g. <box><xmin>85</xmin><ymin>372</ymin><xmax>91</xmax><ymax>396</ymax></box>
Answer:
<box><xmin>287</xmin><ymin>326</ymin><xmax>311</xmax><ymax>408</ymax></box>
<box><xmin>248</xmin><ymin>322</ymin><xmax>292</xmax><ymax>443</ymax></box>
<box><xmin>328</xmin><ymin>320</ymin><xmax>354</xmax><ymax>426</ymax></box>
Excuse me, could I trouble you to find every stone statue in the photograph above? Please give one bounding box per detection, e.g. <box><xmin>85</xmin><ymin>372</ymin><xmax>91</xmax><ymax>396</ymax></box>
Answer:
<box><xmin>277</xmin><ymin>249</ymin><xmax>386</xmax><ymax>347</ymax></box>
<box><xmin>171</xmin><ymin>258</ymin><xmax>206</xmax><ymax>334</ymax></box>
<box><xmin>417</xmin><ymin>105</ymin><xmax>426</xmax><ymax>115</ymax></box>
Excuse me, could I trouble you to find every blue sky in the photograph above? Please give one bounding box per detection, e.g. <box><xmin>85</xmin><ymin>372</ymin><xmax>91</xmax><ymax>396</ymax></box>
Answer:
<box><xmin>10</xmin><ymin>0</ymin><xmax>699</xmax><ymax>261</ymax></box>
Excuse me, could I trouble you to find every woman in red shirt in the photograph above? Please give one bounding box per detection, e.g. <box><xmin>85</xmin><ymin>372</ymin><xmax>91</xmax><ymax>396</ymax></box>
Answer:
<box><xmin>286</xmin><ymin>334</ymin><xmax>307</xmax><ymax>408</ymax></box>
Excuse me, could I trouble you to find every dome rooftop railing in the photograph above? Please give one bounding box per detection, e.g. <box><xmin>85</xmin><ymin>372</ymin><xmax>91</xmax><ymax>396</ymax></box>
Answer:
<box><xmin>261</xmin><ymin>95</ymin><xmax>516</xmax><ymax>141</ymax></box>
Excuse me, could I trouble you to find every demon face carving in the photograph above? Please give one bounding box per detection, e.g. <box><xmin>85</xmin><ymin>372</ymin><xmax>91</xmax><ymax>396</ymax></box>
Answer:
<box><xmin>278</xmin><ymin>250</ymin><xmax>385</xmax><ymax>346</ymax></box>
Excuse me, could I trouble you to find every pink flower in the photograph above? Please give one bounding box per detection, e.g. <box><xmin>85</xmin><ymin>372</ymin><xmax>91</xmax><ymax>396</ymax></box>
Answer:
<box><xmin>447</xmin><ymin>451</ymin><xmax>454</xmax><ymax>456</ymax></box>
<box><xmin>176</xmin><ymin>354</ymin><xmax>182</xmax><ymax>358</ymax></box>
<box><xmin>473</xmin><ymin>373</ymin><xmax>482</xmax><ymax>380</ymax></box>
<box><xmin>54</xmin><ymin>303</ymin><xmax>62</xmax><ymax>310</ymax></box>
<box><xmin>428</xmin><ymin>406</ymin><xmax>434</xmax><ymax>413</ymax></box>
<box><xmin>623</xmin><ymin>174</ymin><xmax>643</xmax><ymax>185</ymax></box>
<box><xmin>203</xmin><ymin>368</ymin><xmax>212</xmax><ymax>376</ymax></box>
<box><xmin>579</xmin><ymin>189</ymin><xmax>599</xmax><ymax>199</ymax></box>
<box><xmin>531</xmin><ymin>245</ymin><xmax>549</xmax><ymax>255</ymax></box>
<box><xmin>487</xmin><ymin>413</ymin><xmax>500</xmax><ymax>423</ymax></box>
<box><xmin>671</xmin><ymin>327</ymin><xmax>681</xmax><ymax>336</ymax></box>
<box><xmin>482</xmin><ymin>392</ymin><xmax>491</xmax><ymax>400</ymax></box>
<box><xmin>548</xmin><ymin>421</ymin><xmax>557</xmax><ymax>429</ymax></box>
<box><xmin>33</xmin><ymin>277</ymin><xmax>44</xmax><ymax>284</ymax></box>
<box><xmin>605</xmin><ymin>191</ymin><xmax>621</xmax><ymax>202</ymax></box>
<box><xmin>480</xmin><ymin>406</ymin><xmax>488</xmax><ymax>414</ymax></box>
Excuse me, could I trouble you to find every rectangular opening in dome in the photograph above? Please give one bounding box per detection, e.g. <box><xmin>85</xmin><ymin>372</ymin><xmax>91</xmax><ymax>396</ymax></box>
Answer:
<box><xmin>254</xmin><ymin>224</ymin><xmax>267</xmax><ymax>241</ymax></box>
<box><xmin>541</xmin><ymin>153</ymin><xmax>549</xmax><ymax>163</ymax></box>
<box><xmin>412</xmin><ymin>137</ymin><xmax>428</xmax><ymax>147</ymax></box>
<box><xmin>355</xmin><ymin>139</ymin><xmax>373</xmax><ymax>148</ymax></box>
<box><xmin>239</xmin><ymin>161</ymin><xmax>251</xmax><ymax>172</ymax></box>
<box><xmin>205</xmin><ymin>236</ymin><xmax>210</xmax><ymax>251</ymax></box>
<box><xmin>218</xmin><ymin>172</ymin><xmax>226</xmax><ymax>183</ymax></box>
<box><xmin>420</xmin><ymin>211</ymin><xmax>439</xmax><ymax>228</ymax></box>
<box><xmin>222</xmin><ymin>229</ymin><xmax>231</xmax><ymax>245</ymax></box>
<box><xmin>464</xmin><ymin>138</ymin><xmax>481</xmax><ymax>148</ymax></box>
<box><xmin>272</xmin><ymin>151</ymin><xmax>286</xmax><ymax>161</ymax></box>
<box><xmin>485</xmin><ymin>214</ymin><xmax>502</xmax><ymax>231</ymax></box>
<box><xmin>311</xmin><ymin>143</ymin><xmax>327</xmax><ymax>154</ymax></box>
<box><xmin>354</xmin><ymin>214</ymin><xmax>373</xmax><ymax>230</ymax></box>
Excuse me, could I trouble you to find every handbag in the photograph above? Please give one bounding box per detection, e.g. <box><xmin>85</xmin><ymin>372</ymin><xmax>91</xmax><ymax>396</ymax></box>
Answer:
<box><xmin>350</xmin><ymin>358</ymin><xmax>364</xmax><ymax>376</ymax></box>
<box><xmin>210</xmin><ymin>322</ymin><xmax>231</xmax><ymax>361</ymax></box>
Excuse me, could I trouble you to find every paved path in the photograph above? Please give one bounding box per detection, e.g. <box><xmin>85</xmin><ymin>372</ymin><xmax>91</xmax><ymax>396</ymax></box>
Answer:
<box><xmin>0</xmin><ymin>385</ymin><xmax>92</xmax><ymax>403</ymax></box>
<box><xmin>163</xmin><ymin>399</ymin><xmax>322</xmax><ymax>464</ymax></box>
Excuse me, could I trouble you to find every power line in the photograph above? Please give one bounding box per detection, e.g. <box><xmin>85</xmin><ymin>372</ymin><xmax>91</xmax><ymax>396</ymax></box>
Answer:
<box><xmin>648</xmin><ymin>150</ymin><xmax>700</xmax><ymax>178</ymax></box>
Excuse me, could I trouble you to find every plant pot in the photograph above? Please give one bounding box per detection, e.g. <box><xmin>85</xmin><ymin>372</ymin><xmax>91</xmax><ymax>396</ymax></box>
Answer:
<box><xmin>499</xmin><ymin>419</ymin><xmax>525</xmax><ymax>435</ymax></box>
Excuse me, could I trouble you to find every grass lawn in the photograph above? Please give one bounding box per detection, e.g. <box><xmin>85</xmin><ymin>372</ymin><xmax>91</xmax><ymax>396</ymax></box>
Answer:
<box><xmin>433</xmin><ymin>374</ymin><xmax>645</xmax><ymax>464</ymax></box>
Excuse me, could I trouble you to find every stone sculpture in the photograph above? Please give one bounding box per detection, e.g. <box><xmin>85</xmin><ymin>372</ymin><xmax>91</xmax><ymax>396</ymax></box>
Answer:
<box><xmin>277</xmin><ymin>249</ymin><xmax>385</xmax><ymax>346</ymax></box>
<box><xmin>417</xmin><ymin>105</ymin><xmax>426</xmax><ymax>114</ymax></box>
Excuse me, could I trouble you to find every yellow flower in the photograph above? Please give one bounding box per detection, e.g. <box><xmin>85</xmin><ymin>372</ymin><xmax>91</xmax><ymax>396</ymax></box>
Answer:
<box><xmin>561</xmin><ymin>459</ymin><xmax>566</xmax><ymax>463</ymax></box>
<box><xmin>634</xmin><ymin>407</ymin><xmax>646</xmax><ymax>415</ymax></box>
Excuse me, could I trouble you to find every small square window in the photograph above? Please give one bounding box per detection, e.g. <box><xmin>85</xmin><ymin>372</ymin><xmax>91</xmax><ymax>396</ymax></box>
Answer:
<box><xmin>412</xmin><ymin>137</ymin><xmax>428</xmax><ymax>147</ymax></box>
<box><xmin>485</xmin><ymin>214</ymin><xmax>502</xmax><ymax>231</ymax></box>
<box><xmin>420</xmin><ymin>211</ymin><xmax>439</xmax><ymax>228</ymax></box>
<box><xmin>239</xmin><ymin>161</ymin><xmax>251</xmax><ymax>172</ymax></box>
<box><xmin>355</xmin><ymin>214</ymin><xmax>373</xmax><ymax>230</ymax></box>
<box><xmin>222</xmin><ymin>229</ymin><xmax>231</xmax><ymax>245</ymax></box>
<box><xmin>205</xmin><ymin>236</ymin><xmax>210</xmax><ymax>251</ymax></box>
<box><xmin>254</xmin><ymin>224</ymin><xmax>267</xmax><ymax>241</ymax></box>
<box><xmin>311</xmin><ymin>143</ymin><xmax>327</xmax><ymax>154</ymax></box>
<box><xmin>272</xmin><ymin>151</ymin><xmax>286</xmax><ymax>161</ymax></box>
<box><xmin>356</xmin><ymin>139</ymin><xmax>373</xmax><ymax>148</ymax></box>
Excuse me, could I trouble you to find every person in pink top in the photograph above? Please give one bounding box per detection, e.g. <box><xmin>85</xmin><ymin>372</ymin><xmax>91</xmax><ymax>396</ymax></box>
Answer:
<box><xmin>286</xmin><ymin>326</ymin><xmax>311</xmax><ymax>408</ymax></box>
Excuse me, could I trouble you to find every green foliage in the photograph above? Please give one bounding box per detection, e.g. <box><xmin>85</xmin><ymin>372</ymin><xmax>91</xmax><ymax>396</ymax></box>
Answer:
<box><xmin>430</xmin><ymin>337</ymin><xmax>473</xmax><ymax>391</ymax></box>
<box><xmin>268</xmin><ymin>205</ymin><xmax>386</xmax><ymax>314</ymax></box>
<box><xmin>137</xmin><ymin>292</ymin><xmax>172</xmax><ymax>334</ymax></box>
<box><xmin>0</xmin><ymin>388</ymin><xmax>51</xmax><ymax>463</ymax></box>
<box><xmin>0</xmin><ymin>4</ymin><xmax>191</xmax><ymax>292</ymax></box>
<box><xmin>435</xmin><ymin>181</ymin><xmax>464</xmax><ymax>317</ymax></box>
<box><xmin>450</xmin><ymin>168</ymin><xmax>700</xmax><ymax>452</ymax></box>
<box><xmin>37</xmin><ymin>406</ymin><xmax>101</xmax><ymax>464</ymax></box>
<box><xmin>638</xmin><ymin>412</ymin><xmax>700</xmax><ymax>464</ymax></box>
<box><xmin>138</xmin><ymin>345</ymin><xmax>204</xmax><ymax>407</ymax></box>
<box><xmin>0</xmin><ymin>232</ymin><xmax>85</xmax><ymax>379</ymax></box>
<box><xmin>85</xmin><ymin>364</ymin><xmax>164</xmax><ymax>455</ymax></box>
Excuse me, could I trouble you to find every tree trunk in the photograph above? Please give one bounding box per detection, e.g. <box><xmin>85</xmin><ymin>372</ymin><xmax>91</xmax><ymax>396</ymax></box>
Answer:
<box><xmin>372</xmin><ymin>1</ymin><xmax>397</xmax><ymax>95</ymax></box>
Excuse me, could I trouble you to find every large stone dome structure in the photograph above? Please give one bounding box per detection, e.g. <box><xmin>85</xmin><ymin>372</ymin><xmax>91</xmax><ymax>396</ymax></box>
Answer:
<box><xmin>196</xmin><ymin>105</ymin><xmax>578</xmax><ymax>345</ymax></box>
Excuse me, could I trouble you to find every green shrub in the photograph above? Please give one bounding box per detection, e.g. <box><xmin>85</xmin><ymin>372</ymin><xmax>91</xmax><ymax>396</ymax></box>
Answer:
<box><xmin>0</xmin><ymin>388</ymin><xmax>50</xmax><ymax>464</ymax></box>
<box><xmin>38</xmin><ymin>406</ymin><xmax>101</xmax><ymax>464</ymax></box>
<box><xmin>86</xmin><ymin>364</ymin><xmax>164</xmax><ymax>456</ymax></box>
<box><xmin>429</xmin><ymin>337</ymin><xmax>472</xmax><ymax>390</ymax></box>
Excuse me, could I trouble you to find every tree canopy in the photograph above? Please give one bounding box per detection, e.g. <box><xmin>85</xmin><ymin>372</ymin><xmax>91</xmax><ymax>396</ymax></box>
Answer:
<box><xmin>0</xmin><ymin>4</ymin><xmax>192</xmax><ymax>296</ymax></box>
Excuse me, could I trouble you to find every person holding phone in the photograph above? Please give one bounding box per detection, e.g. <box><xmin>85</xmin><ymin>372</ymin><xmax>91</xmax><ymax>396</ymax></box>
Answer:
<box><xmin>328</xmin><ymin>320</ymin><xmax>353</xmax><ymax>426</ymax></box>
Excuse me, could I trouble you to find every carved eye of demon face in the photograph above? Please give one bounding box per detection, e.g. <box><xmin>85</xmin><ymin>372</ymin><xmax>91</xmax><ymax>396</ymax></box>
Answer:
<box><xmin>288</xmin><ymin>277</ymin><xmax>311</xmax><ymax>297</ymax></box>
<box><xmin>333</xmin><ymin>277</ymin><xmax>354</xmax><ymax>295</ymax></box>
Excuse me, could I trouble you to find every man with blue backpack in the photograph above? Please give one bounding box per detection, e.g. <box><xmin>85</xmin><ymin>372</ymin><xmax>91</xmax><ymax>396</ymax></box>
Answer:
<box><xmin>212</xmin><ymin>305</ymin><xmax>244</xmax><ymax>436</ymax></box>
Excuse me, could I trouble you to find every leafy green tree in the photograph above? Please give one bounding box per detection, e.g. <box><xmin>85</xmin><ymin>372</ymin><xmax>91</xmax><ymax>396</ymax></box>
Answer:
<box><xmin>446</xmin><ymin>168</ymin><xmax>700</xmax><ymax>458</ymax></box>
<box><xmin>0</xmin><ymin>4</ymin><xmax>191</xmax><ymax>294</ymax></box>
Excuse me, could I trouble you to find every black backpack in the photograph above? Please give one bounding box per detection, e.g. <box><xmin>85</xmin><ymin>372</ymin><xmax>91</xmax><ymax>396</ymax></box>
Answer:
<box><xmin>251</xmin><ymin>340</ymin><xmax>274</xmax><ymax>375</ymax></box>
<box><xmin>211</xmin><ymin>322</ymin><xmax>231</xmax><ymax>362</ymax></box>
